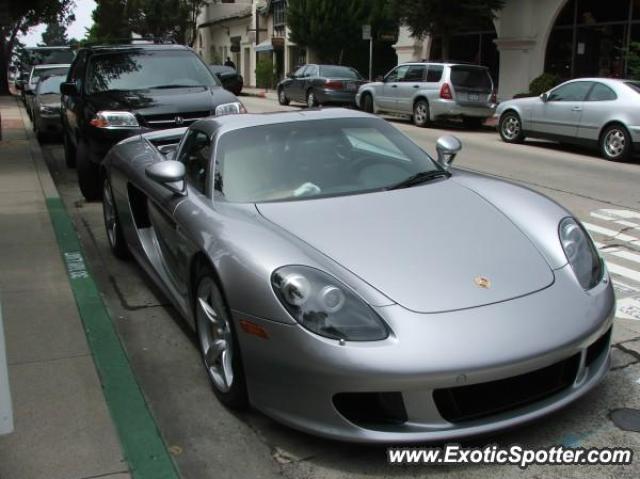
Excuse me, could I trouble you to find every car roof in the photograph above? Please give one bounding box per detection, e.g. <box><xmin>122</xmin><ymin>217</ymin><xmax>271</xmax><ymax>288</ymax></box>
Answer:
<box><xmin>82</xmin><ymin>43</ymin><xmax>191</xmax><ymax>53</ymax></box>
<box><xmin>32</xmin><ymin>64</ymin><xmax>70</xmax><ymax>70</ymax></box>
<box><xmin>399</xmin><ymin>61</ymin><xmax>488</xmax><ymax>68</ymax></box>
<box><xmin>197</xmin><ymin>108</ymin><xmax>376</xmax><ymax>135</ymax></box>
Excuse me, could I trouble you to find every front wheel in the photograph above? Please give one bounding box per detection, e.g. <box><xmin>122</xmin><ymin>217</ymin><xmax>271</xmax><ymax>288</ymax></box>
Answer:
<box><xmin>278</xmin><ymin>87</ymin><xmax>290</xmax><ymax>106</ymax></box>
<box><xmin>306</xmin><ymin>89</ymin><xmax>319</xmax><ymax>108</ymax></box>
<box><xmin>76</xmin><ymin>141</ymin><xmax>102</xmax><ymax>201</ymax></box>
<box><xmin>600</xmin><ymin>124</ymin><xmax>633</xmax><ymax>162</ymax></box>
<box><xmin>102</xmin><ymin>177</ymin><xmax>129</xmax><ymax>259</ymax></box>
<box><xmin>413</xmin><ymin>99</ymin><xmax>430</xmax><ymax>127</ymax></box>
<box><xmin>499</xmin><ymin>111</ymin><xmax>525</xmax><ymax>143</ymax></box>
<box><xmin>361</xmin><ymin>93</ymin><xmax>374</xmax><ymax>113</ymax></box>
<box><xmin>194</xmin><ymin>266</ymin><xmax>248</xmax><ymax>409</ymax></box>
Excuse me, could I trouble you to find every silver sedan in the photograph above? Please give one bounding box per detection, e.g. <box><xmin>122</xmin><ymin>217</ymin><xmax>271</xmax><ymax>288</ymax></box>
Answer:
<box><xmin>497</xmin><ymin>78</ymin><xmax>640</xmax><ymax>162</ymax></box>
<box><xmin>102</xmin><ymin>109</ymin><xmax>614</xmax><ymax>443</ymax></box>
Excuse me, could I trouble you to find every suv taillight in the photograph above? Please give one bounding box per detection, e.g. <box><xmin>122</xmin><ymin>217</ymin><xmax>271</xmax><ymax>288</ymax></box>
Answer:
<box><xmin>440</xmin><ymin>83</ymin><xmax>453</xmax><ymax>100</ymax></box>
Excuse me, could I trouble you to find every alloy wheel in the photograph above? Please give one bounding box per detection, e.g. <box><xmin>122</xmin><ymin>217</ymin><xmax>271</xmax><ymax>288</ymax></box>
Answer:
<box><xmin>414</xmin><ymin>103</ymin><xmax>428</xmax><ymax>124</ymax></box>
<box><xmin>502</xmin><ymin>115</ymin><xmax>521</xmax><ymax>141</ymax></box>
<box><xmin>604</xmin><ymin>129</ymin><xmax>626</xmax><ymax>159</ymax></box>
<box><xmin>103</xmin><ymin>180</ymin><xmax>117</xmax><ymax>248</ymax></box>
<box><xmin>196</xmin><ymin>277</ymin><xmax>235</xmax><ymax>393</ymax></box>
<box><xmin>307</xmin><ymin>91</ymin><xmax>316</xmax><ymax>108</ymax></box>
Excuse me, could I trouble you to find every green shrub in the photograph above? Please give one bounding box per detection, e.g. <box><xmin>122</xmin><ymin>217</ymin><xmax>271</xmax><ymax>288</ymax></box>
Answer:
<box><xmin>256</xmin><ymin>57</ymin><xmax>276</xmax><ymax>89</ymax></box>
<box><xmin>529</xmin><ymin>73</ymin><xmax>560</xmax><ymax>96</ymax></box>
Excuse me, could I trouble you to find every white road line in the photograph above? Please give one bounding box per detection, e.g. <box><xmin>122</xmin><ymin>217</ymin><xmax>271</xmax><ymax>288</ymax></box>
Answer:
<box><xmin>594</xmin><ymin>242</ymin><xmax>640</xmax><ymax>266</ymax></box>
<box><xmin>599</xmin><ymin>209</ymin><xmax>640</xmax><ymax>220</ymax></box>
<box><xmin>583</xmin><ymin>222</ymin><xmax>640</xmax><ymax>245</ymax></box>
<box><xmin>606</xmin><ymin>262</ymin><xmax>640</xmax><ymax>283</ymax></box>
<box><xmin>590</xmin><ymin>212</ymin><xmax>640</xmax><ymax>229</ymax></box>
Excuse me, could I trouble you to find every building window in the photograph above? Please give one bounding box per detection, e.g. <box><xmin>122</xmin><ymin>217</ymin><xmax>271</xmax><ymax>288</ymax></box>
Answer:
<box><xmin>545</xmin><ymin>0</ymin><xmax>640</xmax><ymax>80</ymax></box>
<box><xmin>272</xmin><ymin>0</ymin><xmax>286</xmax><ymax>37</ymax></box>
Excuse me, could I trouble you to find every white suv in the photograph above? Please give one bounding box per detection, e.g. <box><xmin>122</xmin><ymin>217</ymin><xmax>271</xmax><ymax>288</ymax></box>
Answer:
<box><xmin>356</xmin><ymin>62</ymin><xmax>496</xmax><ymax>129</ymax></box>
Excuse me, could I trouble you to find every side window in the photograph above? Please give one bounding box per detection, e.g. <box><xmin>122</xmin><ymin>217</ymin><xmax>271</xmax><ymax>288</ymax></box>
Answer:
<box><xmin>426</xmin><ymin>65</ymin><xmax>443</xmax><ymax>82</ymax></box>
<box><xmin>293</xmin><ymin>65</ymin><xmax>306</xmax><ymax>77</ymax></box>
<box><xmin>177</xmin><ymin>129</ymin><xmax>211</xmax><ymax>194</ymax></box>
<box><xmin>547</xmin><ymin>82</ymin><xmax>593</xmax><ymax>102</ymax></box>
<box><xmin>402</xmin><ymin>65</ymin><xmax>426</xmax><ymax>82</ymax></box>
<box><xmin>587</xmin><ymin>83</ymin><xmax>617</xmax><ymax>101</ymax></box>
<box><xmin>385</xmin><ymin>65</ymin><xmax>409</xmax><ymax>82</ymax></box>
<box><xmin>306</xmin><ymin>65</ymin><xmax>318</xmax><ymax>77</ymax></box>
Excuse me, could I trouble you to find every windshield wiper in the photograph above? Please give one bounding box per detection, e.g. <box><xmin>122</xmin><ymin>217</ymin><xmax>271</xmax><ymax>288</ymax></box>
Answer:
<box><xmin>387</xmin><ymin>170</ymin><xmax>450</xmax><ymax>190</ymax></box>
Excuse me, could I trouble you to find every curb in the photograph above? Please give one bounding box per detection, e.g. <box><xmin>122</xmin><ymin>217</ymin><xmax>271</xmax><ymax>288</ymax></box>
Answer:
<box><xmin>18</xmin><ymin>98</ymin><xmax>180</xmax><ymax>479</ymax></box>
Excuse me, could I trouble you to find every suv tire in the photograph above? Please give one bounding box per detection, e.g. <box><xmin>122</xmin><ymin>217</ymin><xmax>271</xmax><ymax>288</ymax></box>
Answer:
<box><xmin>413</xmin><ymin>99</ymin><xmax>430</xmax><ymax>127</ymax></box>
<box><xmin>361</xmin><ymin>93</ymin><xmax>374</xmax><ymax>113</ymax></box>
<box><xmin>76</xmin><ymin>141</ymin><xmax>102</xmax><ymax>201</ymax></box>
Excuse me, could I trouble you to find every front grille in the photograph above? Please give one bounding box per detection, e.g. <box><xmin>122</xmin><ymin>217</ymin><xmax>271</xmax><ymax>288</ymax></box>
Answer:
<box><xmin>142</xmin><ymin>110</ymin><xmax>210</xmax><ymax>129</ymax></box>
<box><xmin>586</xmin><ymin>327</ymin><xmax>612</xmax><ymax>367</ymax></box>
<box><xmin>333</xmin><ymin>392</ymin><xmax>407</xmax><ymax>427</ymax></box>
<box><xmin>434</xmin><ymin>354</ymin><xmax>581</xmax><ymax>423</ymax></box>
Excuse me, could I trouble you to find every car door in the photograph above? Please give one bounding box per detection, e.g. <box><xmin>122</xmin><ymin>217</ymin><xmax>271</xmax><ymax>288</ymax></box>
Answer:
<box><xmin>577</xmin><ymin>82</ymin><xmax>618</xmax><ymax>142</ymax></box>
<box><xmin>301</xmin><ymin>64</ymin><xmax>318</xmax><ymax>99</ymax></box>
<box><xmin>530</xmin><ymin>81</ymin><xmax>594</xmax><ymax>138</ymax></box>
<box><xmin>377</xmin><ymin>65</ymin><xmax>409</xmax><ymax>111</ymax></box>
<box><xmin>286</xmin><ymin>65</ymin><xmax>307</xmax><ymax>101</ymax></box>
<box><xmin>147</xmin><ymin>128</ymin><xmax>210</xmax><ymax>297</ymax></box>
<box><xmin>396</xmin><ymin>64</ymin><xmax>426</xmax><ymax>113</ymax></box>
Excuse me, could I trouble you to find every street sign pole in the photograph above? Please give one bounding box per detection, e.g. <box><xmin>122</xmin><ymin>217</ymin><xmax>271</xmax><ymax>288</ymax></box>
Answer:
<box><xmin>363</xmin><ymin>25</ymin><xmax>372</xmax><ymax>80</ymax></box>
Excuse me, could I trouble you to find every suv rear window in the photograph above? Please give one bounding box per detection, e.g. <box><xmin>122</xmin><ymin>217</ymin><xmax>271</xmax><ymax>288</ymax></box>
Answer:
<box><xmin>450</xmin><ymin>66</ymin><xmax>492</xmax><ymax>90</ymax></box>
<box><xmin>86</xmin><ymin>49</ymin><xmax>219</xmax><ymax>93</ymax></box>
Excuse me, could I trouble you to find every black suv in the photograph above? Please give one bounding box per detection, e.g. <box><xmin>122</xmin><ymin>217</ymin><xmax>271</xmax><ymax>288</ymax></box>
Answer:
<box><xmin>61</xmin><ymin>42</ymin><xmax>244</xmax><ymax>200</ymax></box>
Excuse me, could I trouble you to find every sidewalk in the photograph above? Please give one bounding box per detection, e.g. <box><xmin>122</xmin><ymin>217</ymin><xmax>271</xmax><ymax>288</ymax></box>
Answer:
<box><xmin>240</xmin><ymin>86</ymin><xmax>278</xmax><ymax>101</ymax></box>
<box><xmin>0</xmin><ymin>96</ymin><xmax>130</xmax><ymax>479</ymax></box>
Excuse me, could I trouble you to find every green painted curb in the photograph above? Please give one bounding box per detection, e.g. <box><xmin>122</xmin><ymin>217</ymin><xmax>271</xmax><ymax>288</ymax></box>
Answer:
<box><xmin>45</xmin><ymin>197</ymin><xmax>179</xmax><ymax>479</ymax></box>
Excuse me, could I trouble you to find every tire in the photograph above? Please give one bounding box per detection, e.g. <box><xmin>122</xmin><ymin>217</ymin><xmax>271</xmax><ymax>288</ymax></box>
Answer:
<box><xmin>306</xmin><ymin>89</ymin><xmax>319</xmax><ymax>108</ymax></box>
<box><xmin>277</xmin><ymin>87</ymin><xmax>290</xmax><ymax>106</ymax></box>
<box><xmin>499</xmin><ymin>111</ymin><xmax>525</xmax><ymax>144</ymax></box>
<box><xmin>361</xmin><ymin>93</ymin><xmax>374</xmax><ymax>113</ymax></box>
<box><xmin>102</xmin><ymin>177</ymin><xmax>130</xmax><ymax>259</ymax></box>
<box><xmin>194</xmin><ymin>263</ymin><xmax>248</xmax><ymax>410</ymax></box>
<box><xmin>463</xmin><ymin>117</ymin><xmax>484</xmax><ymax>129</ymax></box>
<box><xmin>64</xmin><ymin>133</ymin><xmax>76</xmax><ymax>168</ymax></box>
<box><xmin>76</xmin><ymin>141</ymin><xmax>102</xmax><ymax>201</ymax></box>
<box><xmin>413</xmin><ymin>99</ymin><xmax>430</xmax><ymax>127</ymax></box>
<box><xmin>600</xmin><ymin>124</ymin><xmax>633</xmax><ymax>162</ymax></box>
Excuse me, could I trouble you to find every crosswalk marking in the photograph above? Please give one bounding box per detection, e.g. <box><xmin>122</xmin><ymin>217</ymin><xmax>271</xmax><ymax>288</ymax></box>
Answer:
<box><xmin>585</xmin><ymin>208</ymin><xmax>640</xmax><ymax>320</ymax></box>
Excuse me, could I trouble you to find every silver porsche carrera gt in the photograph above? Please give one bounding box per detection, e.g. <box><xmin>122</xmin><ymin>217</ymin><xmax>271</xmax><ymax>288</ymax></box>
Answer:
<box><xmin>101</xmin><ymin>108</ymin><xmax>614</xmax><ymax>443</ymax></box>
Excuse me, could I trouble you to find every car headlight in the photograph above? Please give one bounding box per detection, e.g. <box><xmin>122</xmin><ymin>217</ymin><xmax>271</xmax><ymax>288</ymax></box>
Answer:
<box><xmin>89</xmin><ymin>111</ymin><xmax>140</xmax><ymax>128</ymax></box>
<box><xmin>39</xmin><ymin>105</ymin><xmax>59</xmax><ymax>115</ymax></box>
<box><xmin>215</xmin><ymin>102</ymin><xmax>246</xmax><ymax>116</ymax></box>
<box><xmin>272</xmin><ymin>266</ymin><xmax>389</xmax><ymax>341</ymax></box>
<box><xmin>559</xmin><ymin>217</ymin><xmax>603</xmax><ymax>289</ymax></box>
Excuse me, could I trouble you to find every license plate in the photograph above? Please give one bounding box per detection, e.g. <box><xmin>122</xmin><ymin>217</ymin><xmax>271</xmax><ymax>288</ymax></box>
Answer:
<box><xmin>469</xmin><ymin>93</ymin><xmax>480</xmax><ymax>102</ymax></box>
<box><xmin>346</xmin><ymin>82</ymin><xmax>357</xmax><ymax>91</ymax></box>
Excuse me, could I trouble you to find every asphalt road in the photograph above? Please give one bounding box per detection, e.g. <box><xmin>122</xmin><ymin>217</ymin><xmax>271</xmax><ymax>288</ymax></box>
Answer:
<box><xmin>41</xmin><ymin>95</ymin><xmax>640</xmax><ymax>479</ymax></box>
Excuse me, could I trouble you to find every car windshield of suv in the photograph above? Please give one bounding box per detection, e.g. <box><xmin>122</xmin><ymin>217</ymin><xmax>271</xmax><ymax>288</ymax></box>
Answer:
<box><xmin>319</xmin><ymin>66</ymin><xmax>362</xmax><ymax>79</ymax></box>
<box><xmin>215</xmin><ymin>118</ymin><xmax>442</xmax><ymax>203</ymax></box>
<box><xmin>87</xmin><ymin>50</ymin><xmax>220</xmax><ymax>93</ymax></box>
<box><xmin>450</xmin><ymin>66</ymin><xmax>492</xmax><ymax>90</ymax></box>
<box><xmin>37</xmin><ymin>75</ymin><xmax>65</xmax><ymax>95</ymax></box>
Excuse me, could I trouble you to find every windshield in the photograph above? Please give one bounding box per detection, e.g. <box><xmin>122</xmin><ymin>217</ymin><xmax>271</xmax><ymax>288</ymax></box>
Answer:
<box><xmin>215</xmin><ymin>118</ymin><xmax>442</xmax><ymax>203</ymax></box>
<box><xmin>450</xmin><ymin>66</ymin><xmax>492</xmax><ymax>90</ymax></box>
<box><xmin>319</xmin><ymin>66</ymin><xmax>362</xmax><ymax>79</ymax></box>
<box><xmin>87</xmin><ymin>50</ymin><xmax>219</xmax><ymax>93</ymax></box>
<box><xmin>31</xmin><ymin>67</ymin><xmax>68</xmax><ymax>84</ymax></box>
<box><xmin>625</xmin><ymin>81</ymin><xmax>640</xmax><ymax>94</ymax></box>
<box><xmin>37</xmin><ymin>75</ymin><xmax>65</xmax><ymax>95</ymax></box>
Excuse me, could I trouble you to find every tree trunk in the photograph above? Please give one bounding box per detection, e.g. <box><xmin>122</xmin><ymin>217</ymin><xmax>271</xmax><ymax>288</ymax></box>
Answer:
<box><xmin>441</xmin><ymin>33</ymin><xmax>451</xmax><ymax>62</ymax></box>
<box><xmin>0</xmin><ymin>21</ymin><xmax>23</xmax><ymax>95</ymax></box>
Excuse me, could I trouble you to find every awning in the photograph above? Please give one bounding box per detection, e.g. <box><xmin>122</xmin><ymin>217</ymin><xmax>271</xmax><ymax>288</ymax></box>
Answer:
<box><xmin>255</xmin><ymin>39</ymin><xmax>274</xmax><ymax>53</ymax></box>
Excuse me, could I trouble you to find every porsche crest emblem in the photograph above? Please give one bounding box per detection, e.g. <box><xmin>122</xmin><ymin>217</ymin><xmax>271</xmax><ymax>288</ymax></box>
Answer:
<box><xmin>474</xmin><ymin>276</ymin><xmax>491</xmax><ymax>289</ymax></box>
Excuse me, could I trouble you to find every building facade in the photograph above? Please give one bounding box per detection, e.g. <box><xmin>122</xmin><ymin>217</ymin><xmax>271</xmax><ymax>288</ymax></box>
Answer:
<box><xmin>196</xmin><ymin>0</ymin><xmax>317</xmax><ymax>88</ymax></box>
<box><xmin>394</xmin><ymin>0</ymin><xmax>640</xmax><ymax>100</ymax></box>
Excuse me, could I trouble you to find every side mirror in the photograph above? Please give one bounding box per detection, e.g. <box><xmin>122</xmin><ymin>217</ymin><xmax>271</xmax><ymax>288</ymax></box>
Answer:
<box><xmin>435</xmin><ymin>135</ymin><xmax>462</xmax><ymax>169</ymax></box>
<box><xmin>541</xmin><ymin>92</ymin><xmax>549</xmax><ymax>102</ymax></box>
<box><xmin>60</xmin><ymin>82</ymin><xmax>78</xmax><ymax>96</ymax></box>
<box><xmin>146</xmin><ymin>160</ymin><xmax>187</xmax><ymax>196</ymax></box>
<box><xmin>286</xmin><ymin>72</ymin><xmax>294</xmax><ymax>79</ymax></box>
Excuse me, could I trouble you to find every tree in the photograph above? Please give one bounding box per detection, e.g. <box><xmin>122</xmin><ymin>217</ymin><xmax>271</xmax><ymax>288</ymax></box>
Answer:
<box><xmin>394</xmin><ymin>0</ymin><xmax>505</xmax><ymax>60</ymax></box>
<box><xmin>0</xmin><ymin>0</ymin><xmax>74</xmax><ymax>93</ymax></box>
<box><xmin>87</xmin><ymin>0</ymin><xmax>134</xmax><ymax>44</ymax></box>
<box><xmin>287</xmin><ymin>0</ymin><xmax>370</xmax><ymax>64</ymax></box>
<box><xmin>40</xmin><ymin>21</ymin><xmax>69</xmax><ymax>46</ymax></box>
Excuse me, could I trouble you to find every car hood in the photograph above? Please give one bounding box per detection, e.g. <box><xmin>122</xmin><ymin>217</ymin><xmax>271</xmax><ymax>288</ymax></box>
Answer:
<box><xmin>87</xmin><ymin>86</ymin><xmax>238</xmax><ymax>116</ymax></box>
<box><xmin>39</xmin><ymin>93</ymin><xmax>61</xmax><ymax>106</ymax></box>
<box><xmin>257</xmin><ymin>180</ymin><xmax>554</xmax><ymax>313</ymax></box>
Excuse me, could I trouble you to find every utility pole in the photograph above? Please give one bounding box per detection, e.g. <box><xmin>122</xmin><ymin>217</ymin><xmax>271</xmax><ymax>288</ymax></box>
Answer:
<box><xmin>363</xmin><ymin>25</ymin><xmax>372</xmax><ymax>80</ymax></box>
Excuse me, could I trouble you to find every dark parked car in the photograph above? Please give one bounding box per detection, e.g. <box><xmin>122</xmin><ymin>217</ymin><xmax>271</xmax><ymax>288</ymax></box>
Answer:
<box><xmin>61</xmin><ymin>42</ymin><xmax>245</xmax><ymax>201</ymax></box>
<box><xmin>277</xmin><ymin>64</ymin><xmax>366</xmax><ymax>108</ymax></box>
<box><xmin>209</xmin><ymin>65</ymin><xmax>243</xmax><ymax>95</ymax></box>
<box><xmin>32</xmin><ymin>74</ymin><xmax>66</xmax><ymax>142</ymax></box>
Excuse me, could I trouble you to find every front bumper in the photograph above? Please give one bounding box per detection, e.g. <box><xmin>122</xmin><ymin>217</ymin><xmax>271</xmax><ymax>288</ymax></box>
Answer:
<box><xmin>430</xmin><ymin>99</ymin><xmax>496</xmax><ymax>120</ymax></box>
<box><xmin>235</xmin><ymin>265</ymin><xmax>614</xmax><ymax>443</ymax></box>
